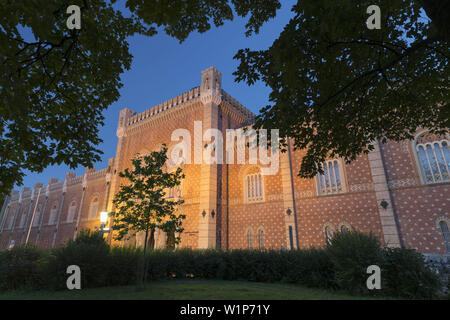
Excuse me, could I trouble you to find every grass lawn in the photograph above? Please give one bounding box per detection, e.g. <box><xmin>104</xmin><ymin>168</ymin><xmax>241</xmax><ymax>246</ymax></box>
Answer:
<box><xmin>0</xmin><ymin>279</ymin><xmax>384</xmax><ymax>300</ymax></box>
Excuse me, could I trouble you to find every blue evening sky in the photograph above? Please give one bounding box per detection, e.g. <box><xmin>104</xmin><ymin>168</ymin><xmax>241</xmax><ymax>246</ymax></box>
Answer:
<box><xmin>19</xmin><ymin>0</ymin><xmax>297</xmax><ymax>189</ymax></box>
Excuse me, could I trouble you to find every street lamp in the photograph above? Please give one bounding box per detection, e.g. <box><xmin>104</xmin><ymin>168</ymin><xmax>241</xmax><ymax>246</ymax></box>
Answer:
<box><xmin>99</xmin><ymin>211</ymin><xmax>110</xmax><ymax>236</ymax></box>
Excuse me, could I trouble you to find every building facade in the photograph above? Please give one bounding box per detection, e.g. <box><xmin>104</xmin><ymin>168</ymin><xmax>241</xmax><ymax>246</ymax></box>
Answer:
<box><xmin>0</xmin><ymin>67</ymin><xmax>449</xmax><ymax>254</ymax></box>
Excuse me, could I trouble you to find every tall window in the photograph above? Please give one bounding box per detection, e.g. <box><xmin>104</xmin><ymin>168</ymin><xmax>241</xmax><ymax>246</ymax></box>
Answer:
<box><xmin>32</xmin><ymin>208</ymin><xmax>41</xmax><ymax>227</ymax></box>
<box><xmin>317</xmin><ymin>160</ymin><xmax>345</xmax><ymax>195</ymax></box>
<box><xmin>7</xmin><ymin>213</ymin><xmax>14</xmax><ymax>229</ymax></box>
<box><xmin>439</xmin><ymin>221</ymin><xmax>450</xmax><ymax>253</ymax></box>
<box><xmin>325</xmin><ymin>226</ymin><xmax>333</xmax><ymax>244</ymax></box>
<box><xmin>48</xmin><ymin>205</ymin><xmax>57</xmax><ymax>225</ymax></box>
<box><xmin>258</xmin><ymin>230</ymin><xmax>264</xmax><ymax>250</ymax></box>
<box><xmin>247</xmin><ymin>230</ymin><xmax>253</xmax><ymax>249</ymax></box>
<box><xmin>19</xmin><ymin>213</ymin><xmax>26</xmax><ymax>228</ymax></box>
<box><xmin>166</xmin><ymin>185</ymin><xmax>182</xmax><ymax>199</ymax></box>
<box><xmin>67</xmin><ymin>201</ymin><xmax>77</xmax><ymax>223</ymax></box>
<box><xmin>89</xmin><ymin>197</ymin><xmax>99</xmax><ymax>220</ymax></box>
<box><xmin>415</xmin><ymin>132</ymin><xmax>449</xmax><ymax>183</ymax></box>
<box><xmin>245</xmin><ymin>172</ymin><xmax>264</xmax><ymax>203</ymax></box>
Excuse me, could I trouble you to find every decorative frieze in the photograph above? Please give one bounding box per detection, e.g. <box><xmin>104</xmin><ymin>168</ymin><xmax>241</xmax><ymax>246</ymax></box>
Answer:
<box><xmin>387</xmin><ymin>178</ymin><xmax>417</xmax><ymax>189</ymax></box>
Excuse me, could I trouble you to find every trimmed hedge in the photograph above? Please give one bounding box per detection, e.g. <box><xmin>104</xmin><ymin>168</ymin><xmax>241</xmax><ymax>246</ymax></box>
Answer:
<box><xmin>0</xmin><ymin>245</ymin><xmax>49</xmax><ymax>290</ymax></box>
<box><xmin>0</xmin><ymin>230</ymin><xmax>444</xmax><ymax>298</ymax></box>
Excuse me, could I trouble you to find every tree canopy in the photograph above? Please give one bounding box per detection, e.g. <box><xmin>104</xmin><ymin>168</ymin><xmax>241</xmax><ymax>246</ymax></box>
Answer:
<box><xmin>1</xmin><ymin>0</ymin><xmax>448</xmax><ymax>196</ymax></box>
<box><xmin>234</xmin><ymin>0</ymin><xmax>449</xmax><ymax>177</ymax></box>
<box><xmin>0</xmin><ymin>0</ymin><xmax>281</xmax><ymax>197</ymax></box>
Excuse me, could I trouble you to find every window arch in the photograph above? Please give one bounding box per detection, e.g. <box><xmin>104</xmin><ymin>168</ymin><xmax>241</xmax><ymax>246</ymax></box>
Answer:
<box><xmin>258</xmin><ymin>229</ymin><xmax>264</xmax><ymax>250</ymax></box>
<box><xmin>19</xmin><ymin>212</ymin><xmax>26</xmax><ymax>228</ymax></box>
<box><xmin>339</xmin><ymin>222</ymin><xmax>351</xmax><ymax>233</ymax></box>
<box><xmin>67</xmin><ymin>201</ymin><xmax>77</xmax><ymax>223</ymax></box>
<box><xmin>438</xmin><ymin>220</ymin><xmax>450</xmax><ymax>253</ymax></box>
<box><xmin>244</xmin><ymin>168</ymin><xmax>264</xmax><ymax>203</ymax></box>
<box><xmin>325</xmin><ymin>227</ymin><xmax>332</xmax><ymax>244</ymax></box>
<box><xmin>317</xmin><ymin>159</ymin><xmax>346</xmax><ymax>195</ymax></box>
<box><xmin>32</xmin><ymin>206</ymin><xmax>41</xmax><ymax>227</ymax></box>
<box><xmin>247</xmin><ymin>229</ymin><xmax>253</xmax><ymax>249</ymax></box>
<box><xmin>7</xmin><ymin>212</ymin><xmax>14</xmax><ymax>229</ymax></box>
<box><xmin>89</xmin><ymin>197</ymin><xmax>99</xmax><ymax>220</ymax></box>
<box><xmin>414</xmin><ymin>131</ymin><xmax>449</xmax><ymax>184</ymax></box>
<box><xmin>48</xmin><ymin>203</ymin><xmax>58</xmax><ymax>225</ymax></box>
<box><xmin>323</xmin><ymin>224</ymin><xmax>335</xmax><ymax>244</ymax></box>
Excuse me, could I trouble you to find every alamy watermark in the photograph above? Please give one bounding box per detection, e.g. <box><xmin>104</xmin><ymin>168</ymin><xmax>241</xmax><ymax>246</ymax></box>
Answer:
<box><xmin>66</xmin><ymin>5</ymin><xmax>81</xmax><ymax>30</ymax></box>
<box><xmin>366</xmin><ymin>265</ymin><xmax>381</xmax><ymax>290</ymax></box>
<box><xmin>66</xmin><ymin>265</ymin><xmax>81</xmax><ymax>290</ymax></box>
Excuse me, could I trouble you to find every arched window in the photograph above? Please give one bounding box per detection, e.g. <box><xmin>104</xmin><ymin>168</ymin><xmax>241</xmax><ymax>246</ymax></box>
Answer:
<box><xmin>19</xmin><ymin>213</ymin><xmax>26</xmax><ymax>228</ymax></box>
<box><xmin>325</xmin><ymin>226</ymin><xmax>333</xmax><ymax>244</ymax></box>
<box><xmin>415</xmin><ymin>132</ymin><xmax>449</xmax><ymax>184</ymax></box>
<box><xmin>89</xmin><ymin>197</ymin><xmax>99</xmax><ymax>220</ymax></box>
<box><xmin>7</xmin><ymin>212</ymin><xmax>14</xmax><ymax>229</ymax></box>
<box><xmin>48</xmin><ymin>204</ymin><xmax>57</xmax><ymax>225</ymax></box>
<box><xmin>245</xmin><ymin>170</ymin><xmax>264</xmax><ymax>203</ymax></box>
<box><xmin>32</xmin><ymin>207</ymin><xmax>41</xmax><ymax>227</ymax></box>
<box><xmin>438</xmin><ymin>221</ymin><xmax>450</xmax><ymax>253</ymax></box>
<box><xmin>247</xmin><ymin>230</ymin><xmax>253</xmax><ymax>249</ymax></box>
<box><xmin>317</xmin><ymin>159</ymin><xmax>346</xmax><ymax>195</ymax></box>
<box><xmin>258</xmin><ymin>230</ymin><xmax>264</xmax><ymax>250</ymax></box>
<box><xmin>67</xmin><ymin>201</ymin><xmax>77</xmax><ymax>223</ymax></box>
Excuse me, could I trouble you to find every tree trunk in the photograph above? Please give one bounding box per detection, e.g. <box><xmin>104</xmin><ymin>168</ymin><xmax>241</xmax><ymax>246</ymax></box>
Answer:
<box><xmin>142</xmin><ymin>228</ymin><xmax>155</xmax><ymax>286</ymax></box>
<box><xmin>417</xmin><ymin>0</ymin><xmax>450</xmax><ymax>43</ymax></box>
<box><xmin>149</xmin><ymin>228</ymin><xmax>155</xmax><ymax>250</ymax></box>
<box><xmin>166</xmin><ymin>231</ymin><xmax>176</xmax><ymax>250</ymax></box>
<box><xmin>137</xmin><ymin>229</ymin><xmax>149</xmax><ymax>290</ymax></box>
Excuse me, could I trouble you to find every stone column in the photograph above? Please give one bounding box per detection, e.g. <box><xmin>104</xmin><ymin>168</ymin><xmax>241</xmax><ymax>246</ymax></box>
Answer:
<box><xmin>198</xmin><ymin>67</ymin><xmax>222</xmax><ymax>249</ymax></box>
<box><xmin>21</xmin><ymin>183</ymin><xmax>43</xmax><ymax>245</ymax></box>
<box><xmin>7</xmin><ymin>187</ymin><xmax>28</xmax><ymax>247</ymax></box>
<box><xmin>35</xmin><ymin>185</ymin><xmax>49</xmax><ymax>245</ymax></box>
<box><xmin>368</xmin><ymin>141</ymin><xmax>402</xmax><ymax>247</ymax></box>
<box><xmin>106</xmin><ymin>108</ymin><xmax>134</xmax><ymax>245</ymax></box>
<box><xmin>73</xmin><ymin>174</ymin><xmax>88</xmax><ymax>239</ymax></box>
<box><xmin>0</xmin><ymin>195</ymin><xmax>9</xmax><ymax>230</ymax></box>
<box><xmin>51</xmin><ymin>178</ymin><xmax>68</xmax><ymax>248</ymax></box>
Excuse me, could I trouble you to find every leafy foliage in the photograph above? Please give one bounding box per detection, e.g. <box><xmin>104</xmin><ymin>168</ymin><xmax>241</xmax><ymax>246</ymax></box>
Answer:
<box><xmin>0</xmin><ymin>0</ymin><xmax>152</xmax><ymax>196</ymax></box>
<box><xmin>45</xmin><ymin>229</ymin><xmax>110</xmax><ymax>290</ymax></box>
<box><xmin>0</xmin><ymin>231</ymin><xmax>444</xmax><ymax>298</ymax></box>
<box><xmin>326</xmin><ymin>230</ymin><xmax>384</xmax><ymax>295</ymax></box>
<box><xmin>382</xmin><ymin>247</ymin><xmax>441</xmax><ymax>299</ymax></box>
<box><xmin>234</xmin><ymin>0</ymin><xmax>449</xmax><ymax>178</ymax></box>
<box><xmin>111</xmin><ymin>145</ymin><xmax>185</xmax><ymax>244</ymax></box>
<box><xmin>0</xmin><ymin>245</ymin><xmax>49</xmax><ymax>291</ymax></box>
<box><xmin>1</xmin><ymin>0</ymin><xmax>447</xmax><ymax>193</ymax></box>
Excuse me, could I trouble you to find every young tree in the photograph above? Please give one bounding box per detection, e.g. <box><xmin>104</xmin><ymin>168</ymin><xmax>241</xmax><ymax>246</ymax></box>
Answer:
<box><xmin>111</xmin><ymin>145</ymin><xmax>185</xmax><ymax>288</ymax></box>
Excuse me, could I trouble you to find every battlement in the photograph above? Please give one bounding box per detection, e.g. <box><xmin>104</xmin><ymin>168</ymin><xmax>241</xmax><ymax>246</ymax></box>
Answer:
<box><xmin>125</xmin><ymin>87</ymin><xmax>202</xmax><ymax>128</ymax></box>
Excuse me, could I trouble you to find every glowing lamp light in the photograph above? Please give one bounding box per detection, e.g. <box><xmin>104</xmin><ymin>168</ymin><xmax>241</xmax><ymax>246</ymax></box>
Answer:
<box><xmin>100</xmin><ymin>211</ymin><xmax>109</xmax><ymax>224</ymax></box>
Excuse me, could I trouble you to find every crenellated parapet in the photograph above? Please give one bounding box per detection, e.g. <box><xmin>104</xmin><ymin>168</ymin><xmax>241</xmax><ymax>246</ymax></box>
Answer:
<box><xmin>221</xmin><ymin>90</ymin><xmax>255</xmax><ymax>121</ymax></box>
<box><xmin>124</xmin><ymin>87</ymin><xmax>202</xmax><ymax>130</ymax></box>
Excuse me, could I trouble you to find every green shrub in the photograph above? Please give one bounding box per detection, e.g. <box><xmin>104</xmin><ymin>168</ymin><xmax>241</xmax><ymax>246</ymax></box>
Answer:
<box><xmin>44</xmin><ymin>229</ymin><xmax>111</xmax><ymax>290</ymax></box>
<box><xmin>282</xmin><ymin>248</ymin><xmax>336</xmax><ymax>289</ymax></box>
<box><xmin>326</xmin><ymin>230</ymin><xmax>384</xmax><ymax>295</ymax></box>
<box><xmin>381</xmin><ymin>247</ymin><xmax>441</xmax><ymax>299</ymax></box>
<box><xmin>0</xmin><ymin>245</ymin><xmax>49</xmax><ymax>291</ymax></box>
<box><xmin>108</xmin><ymin>246</ymin><xmax>141</xmax><ymax>286</ymax></box>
